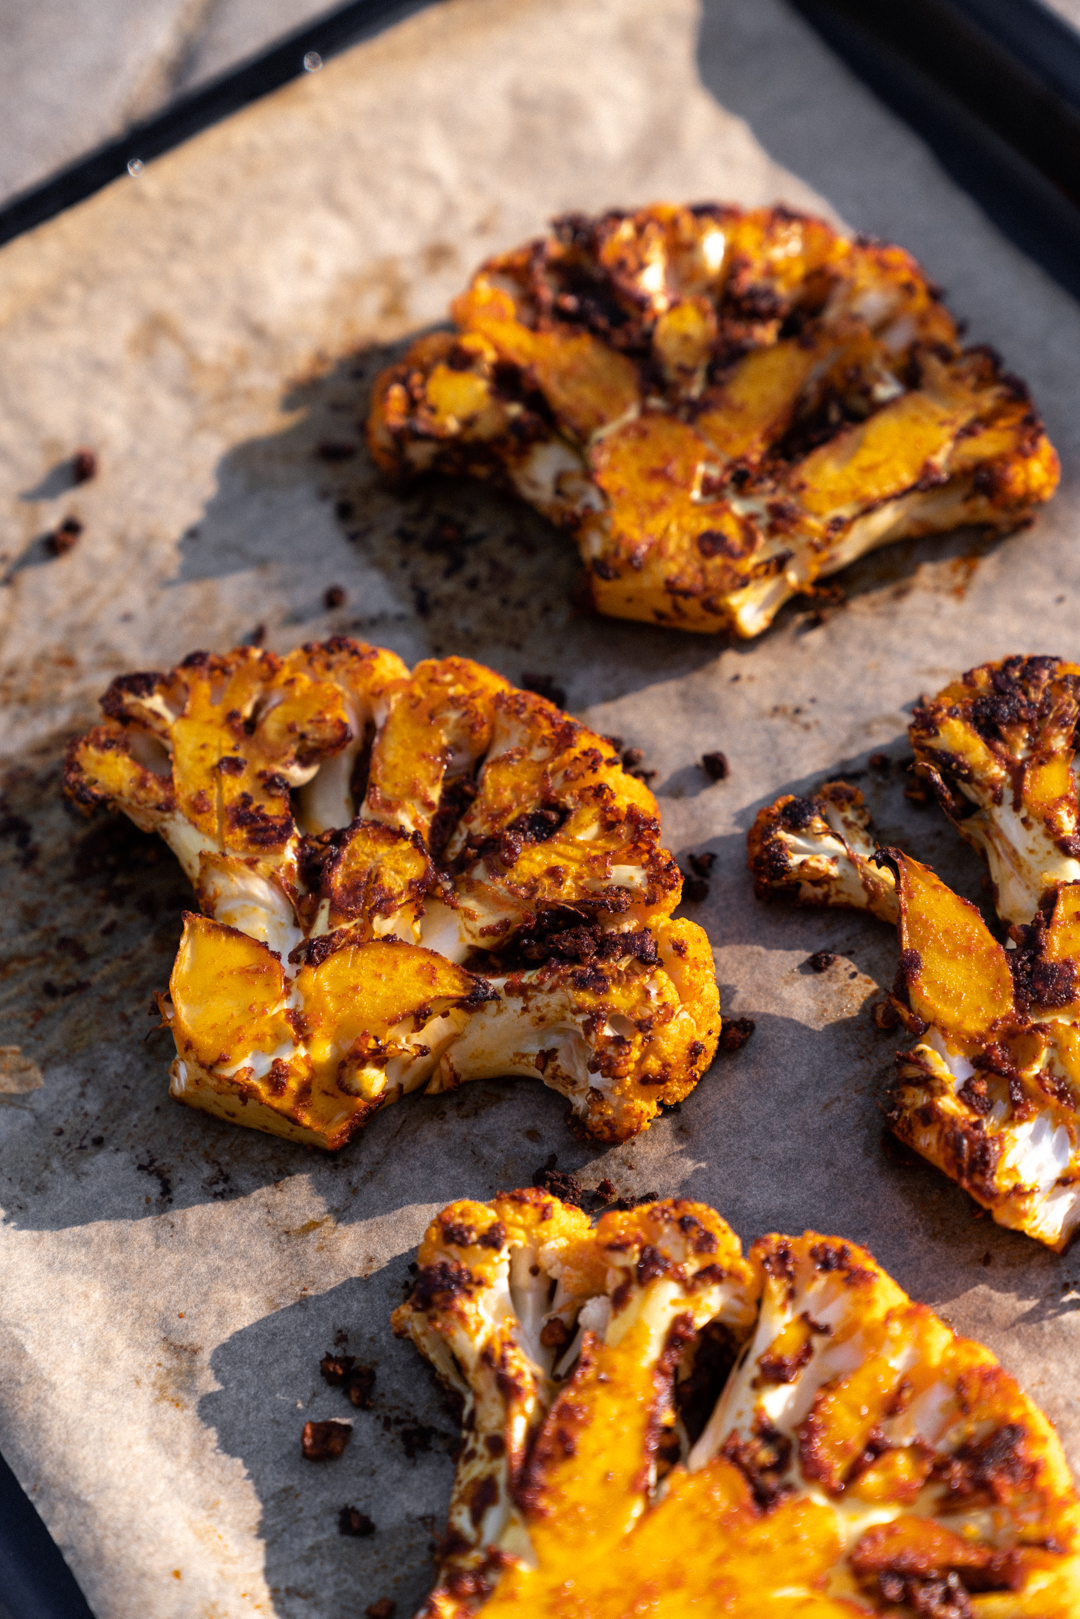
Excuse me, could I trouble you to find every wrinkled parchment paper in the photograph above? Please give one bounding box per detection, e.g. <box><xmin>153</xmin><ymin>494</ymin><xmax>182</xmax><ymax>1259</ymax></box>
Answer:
<box><xmin>2</xmin><ymin>1</ymin><xmax>1080</xmax><ymax>1613</ymax></box>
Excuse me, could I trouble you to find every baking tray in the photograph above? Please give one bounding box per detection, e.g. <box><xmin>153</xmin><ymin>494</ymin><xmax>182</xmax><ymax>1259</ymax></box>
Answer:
<box><xmin>2</xmin><ymin>0</ymin><xmax>1080</xmax><ymax>1614</ymax></box>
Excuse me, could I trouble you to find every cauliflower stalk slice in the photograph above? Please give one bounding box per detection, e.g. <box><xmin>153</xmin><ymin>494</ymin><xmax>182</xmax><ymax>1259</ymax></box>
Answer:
<box><xmin>746</xmin><ymin>656</ymin><xmax>1080</xmax><ymax>1249</ymax></box>
<box><xmin>369</xmin><ymin>204</ymin><xmax>1058</xmax><ymax>641</ymax></box>
<box><xmin>394</xmin><ymin>1194</ymin><xmax>1080</xmax><ymax>1617</ymax></box>
<box><xmin>65</xmin><ymin>639</ymin><xmax>720</xmax><ymax>1148</ymax></box>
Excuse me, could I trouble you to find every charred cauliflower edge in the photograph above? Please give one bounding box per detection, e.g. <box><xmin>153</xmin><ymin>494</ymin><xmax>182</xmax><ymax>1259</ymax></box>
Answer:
<box><xmin>368</xmin><ymin>203</ymin><xmax>1058</xmax><ymax>639</ymax></box>
<box><xmin>392</xmin><ymin>1190</ymin><xmax>1080</xmax><ymax>1617</ymax></box>
<box><xmin>749</xmin><ymin>655</ymin><xmax>1080</xmax><ymax>1251</ymax></box>
<box><xmin>64</xmin><ymin>638</ymin><xmax>719</xmax><ymax>1147</ymax></box>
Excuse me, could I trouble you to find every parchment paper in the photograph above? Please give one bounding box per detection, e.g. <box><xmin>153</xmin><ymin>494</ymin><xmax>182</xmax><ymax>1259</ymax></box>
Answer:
<box><xmin>2</xmin><ymin>1</ymin><xmax>1080</xmax><ymax>1614</ymax></box>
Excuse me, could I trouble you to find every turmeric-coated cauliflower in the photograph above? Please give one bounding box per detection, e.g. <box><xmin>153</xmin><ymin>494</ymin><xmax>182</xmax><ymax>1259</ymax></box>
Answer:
<box><xmin>393</xmin><ymin>1191</ymin><xmax>1080</xmax><ymax>1616</ymax></box>
<box><xmin>749</xmin><ymin>655</ymin><xmax>1080</xmax><ymax>1250</ymax></box>
<box><xmin>64</xmin><ymin>639</ymin><xmax>719</xmax><ymax>1146</ymax></box>
<box><xmin>368</xmin><ymin>204</ymin><xmax>1058</xmax><ymax>639</ymax></box>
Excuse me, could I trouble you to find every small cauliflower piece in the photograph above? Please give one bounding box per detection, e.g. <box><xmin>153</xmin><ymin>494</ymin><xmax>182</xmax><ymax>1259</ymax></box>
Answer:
<box><xmin>748</xmin><ymin>655</ymin><xmax>1080</xmax><ymax>1249</ymax></box>
<box><xmin>66</xmin><ymin>639</ymin><xmax>720</xmax><ymax>1147</ymax></box>
<box><xmin>369</xmin><ymin>204</ymin><xmax>1058</xmax><ymax>640</ymax></box>
<box><xmin>911</xmin><ymin>654</ymin><xmax>1080</xmax><ymax>925</ymax></box>
<box><xmin>747</xmin><ymin>779</ymin><xmax>898</xmax><ymax>921</ymax></box>
<box><xmin>394</xmin><ymin>1194</ymin><xmax>1080</xmax><ymax>1617</ymax></box>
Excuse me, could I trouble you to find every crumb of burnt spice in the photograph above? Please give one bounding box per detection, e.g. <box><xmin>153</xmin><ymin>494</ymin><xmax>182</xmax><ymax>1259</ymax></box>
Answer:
<box><xmin>807</xmin><ymin>950</ymin><xmax>836</xmax><ymax>973</ymax></box>
<box><xmin>533</xmin><ymin>1152</ymin><xmax>586</xmax><ymax>1207</ymax></box>
<box><xmin>47</xmin><ymin>516</ymin><xmax>83</xmax><ymax>556</ymax></box>
<box><xmin>366</xmin><ymin>1601</ymin><xmax>396</xmax><ymax>1619</ymax></box>
<box><xmin>620</xmin><ymin>745</ymin><xmax>657</xmax><ymax>783</ymax></box>
<box><xmin>520</xmin><ymin>671</ymin><xmax>566</xmax><ymax>708</ymax></box>
<box><xmin>701</xmin><ymin>751</ymin><xmax>729</xmax><ymax>781</ymax></box>
<box><xmin>73</xmin><ymin>448</ymin><xmax>98</xmax><ymax>483</ymax></box>
<box><xmin>339</xmin><ymin>1505</ymin><xmax>375</xmax><ymax>1537</ymax></box>
<box><xmin>533</xmin><ymin>1157</ymin><xmax>654</xmax><ymax>1213</ymax></box>
<box><xmin>688</xmin><ymin>851</ymin><xmax>715</xmax><ymax>879</ymax></box>
<box><xmin>319</xmin><ymin>1354</ymin><xmax>375</xmax><ymax>1407</ymax></box>
<box><xmin>399</xmin><ymin>1422</ymin><xmax>437</xmax><ymax>1459</ymax></box>
<box><xmin>301</xmin><ymin>1419</ymin><xmax>352</xmax><ymax>1460</ymax></box>
<box><xmin>719</xmin><ymin>1017</ymin><xmax>755</xmax><ymax>1054</ymax></box>
<box><xmin>868</xmin><ymin>752</ymin><xmax>891</xmax><ymax>771</ymax></box>
<box><xmin>324</xmin><ymin>585</ymin><xmax>346</xmax><ymax>609</ymax></box>
<box><xmin>250</xmin><ymin>623</ymin><xmax>266</xmax><ymax>647</ymax></box>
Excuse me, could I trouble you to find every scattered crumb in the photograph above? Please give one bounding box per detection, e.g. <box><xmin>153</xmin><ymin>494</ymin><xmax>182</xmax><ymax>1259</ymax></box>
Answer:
<box><xmin>319</xmin><ymin>1352</ymin><xmax>375</xmax><ymax>1407</ymax></box>
<box><xmin>719</xmin><ymin>1017</ymin><xmax>755</xmax><ymax>1054</ymax></box>
<box><xmin>250</xmin><ymin>624</ymin><xmax>267</xmax><ymax>647</ymax></box>
<box><xmin>533</xmin><ymin>1153</ymin><xmax>585</xmax><ymax>1207</ymax></box>
<box><xmin>301</xmin><ymin>1419</ymin><xmax>352</xmax><ymax>1461</ymax></box>
<box><xmin>619</xmin><ymin>744</ymin><xmax>657</xmax><ymax>784</ymax></box>
<box><xmin>533</xmin><ymin>1155</ymin><xmax>657</xmax><ymax>1213</ymax></box>
<box><xmin>688</xmin><ymin>851</ymin><xmax>715</xmax><ymax>879</ymax></box>
<box><xmin>903</xmin><ymin>775</ymin><xmax>932</xmax><ymax>806</ymax></box>
<box><xmin>701</xmin><ymin>751</ymin><xmax>729</xmax><ymax>781</ymax></box>
<box><xmin>981</xmin><ymin>1252</ymin><xmax>993</xmax><ymax>1267</ymax></box>
<box><xmin>73</xmin><ymin>448</ymin><xmax>98</xmax><ymax>483</ymax></box>
<box><xmin>324</xmin><ymin>585</ymin><xmax>346</xmax><ymax>609</ymax></box>
<box><xmin>807</xmin><ymin>950</ymin><xmax>836</xmax><ymax>973</ymax></box>
<box><xmin>339</xmin><ymin>1505</ymin><xmax>375</xmax><ymax>1537</ymax></box>
<box><xmin>399</xmin><ymin>1422</ymin><xmax>437</xmax><ymax>1460</ymax></box>
<box><xmin>47</xmin><ymin>516</ymin><xmax>83</xmax><ymax>556</ymax></box>
<box><xmin>520</xmin><ymin>671</ymin><xmax>566</xmax><ymax>708</ymax></box>
<box><xmin>868</xmin><ymin>752</ymin><xmax>891</xmax><ymax>771</ymax></box>
<box><xmin>681</xmin><ymin>872</ymin><xmax>709</xmax><ymax>903</ymax></box>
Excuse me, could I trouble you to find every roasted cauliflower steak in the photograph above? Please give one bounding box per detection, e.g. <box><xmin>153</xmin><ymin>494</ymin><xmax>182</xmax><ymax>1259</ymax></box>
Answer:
<box><xmin>368</xmin><ymin>203</ymin><xmax>1058</xmax><ymax>639</ymax></box>
<box><xmin>393</xmin><ymin>1191</ymin><xmax>1080</xmax><ymax>1616</ymax></box>
<box><xmin>749</xmin><ymin>655</ymin><xmax>1080</xmax><ymax>1250</ymax></box>
<box><xmin>64</xmin><ymin>639</ymin><xmax>719</xmax><ymax>1147</ymax></box>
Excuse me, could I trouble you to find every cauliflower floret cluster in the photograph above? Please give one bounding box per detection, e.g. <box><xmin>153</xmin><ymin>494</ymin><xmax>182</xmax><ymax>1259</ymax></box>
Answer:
<box><xmin>393</xmin><ymin>1190</ymin><xmax>1080</xmax><ymax>1616</ymax></box>
<box><xmin>368</xmin><ymin>203</ymin><xmax>1058</xmax><ymax>639</ymax></box>
<box><xmin>749</xmin><ymin>655</ymin><xmax>1080</xmax><ymax>1250</ymax></box>
<box><xmin>64</xmin><ymin>639</ymin><xmax>719</xmax><ymax>1147</ymax></box>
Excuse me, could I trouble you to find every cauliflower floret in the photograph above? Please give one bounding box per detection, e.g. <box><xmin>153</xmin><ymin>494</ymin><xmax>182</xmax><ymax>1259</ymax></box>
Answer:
<box><xmin>910</xmin><ymin>654</ymin><xmax>1080</xmax><ymax>924</ymax></box>
<box><xmin>747</xmin><ymin>779</ymin><xmax>898</xmax><ymax>922</ymax></box>
<box><xmin>747</xmin><ymin>656</ymin><xmax>1080</xmax><ymax>1250</ymax></box>
<box><xmin>64</xmin><ymin>639</ymin><xmax>719</xmax><ymax>1148</ymax></box>
<box><xmin>368</xmin><ymin>204</ymin><xmax>1058</xmax><ymax>640</ymax></box>
<box><xmin>394</xmin><ymin>1194</ymin><xmax>1080</xmax><ymax>1616</ymax></box>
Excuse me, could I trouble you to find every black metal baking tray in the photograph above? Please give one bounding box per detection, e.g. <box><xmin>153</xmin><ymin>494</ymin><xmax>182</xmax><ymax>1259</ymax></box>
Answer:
<box><xmin>2</xmin><ymin>0</ymin><xmax>1079</xmax><ymax>1613</ymax></box>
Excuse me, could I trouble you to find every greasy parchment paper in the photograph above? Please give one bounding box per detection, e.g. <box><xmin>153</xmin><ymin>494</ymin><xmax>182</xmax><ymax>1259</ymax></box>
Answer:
<box><xmin>2</xmin><ymin>1</ymin><xmax>1080</xmax><ymax>1614</ymax></box>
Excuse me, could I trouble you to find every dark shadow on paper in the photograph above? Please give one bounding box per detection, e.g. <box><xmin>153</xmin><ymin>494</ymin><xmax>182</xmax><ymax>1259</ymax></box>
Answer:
<box><xmin>198</xmin><ymin>1263</ymin><xmax>455</xmax><ymax>1619</ymax></box>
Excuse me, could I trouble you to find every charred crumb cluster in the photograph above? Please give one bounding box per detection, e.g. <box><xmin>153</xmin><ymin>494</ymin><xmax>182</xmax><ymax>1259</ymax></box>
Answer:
<box><xmin>680</xmin><ymin>849</ymin><xmax>715</xmax><ymax>904</ymax></box>
<box><xmin>392</xmin><ymin>1191</ymin><xmax>1080</xmax><ymax>1613</ymax></box>
<box><xmin>64</xmin><ymin>638</ymin><xmax>721</xmax><ymax>1150</ymax></box>
<box><xmin>749</xmin><ymin>655</ymin><xmax>1080</xmax><ymax>1251</ymax></box>
<box><xmin>531</xmin><ymin>1152</ymin><xmax>658</xmax><ymax>1213</ymax></box>
<box><xmin>369</xmin><ymin>203</ymin><xmax>1058</xmax><ymax>640</ymax></box>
